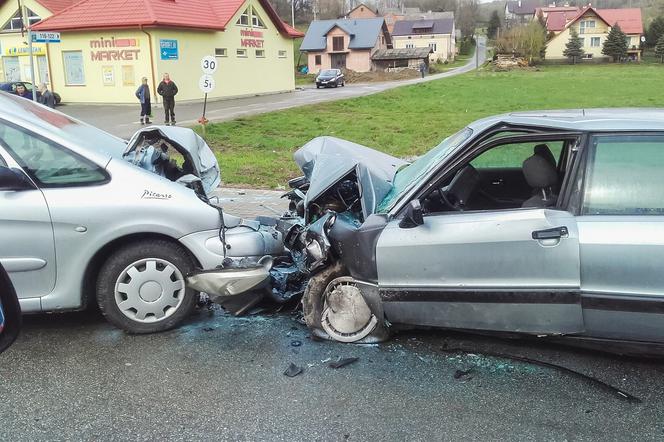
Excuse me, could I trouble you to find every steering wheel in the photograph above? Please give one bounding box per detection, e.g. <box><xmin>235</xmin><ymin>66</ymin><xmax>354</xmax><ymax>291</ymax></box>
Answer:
<box><xmin>437</xmin><ymin>165</ymin><xmax>479</xmax><ymax>211</ymax></box>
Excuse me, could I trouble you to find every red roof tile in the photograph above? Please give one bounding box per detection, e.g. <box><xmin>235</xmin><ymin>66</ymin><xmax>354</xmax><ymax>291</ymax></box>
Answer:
<box><xmin>35</xmin><ymin>0</ymin><xmax>77</xmax><ymax>13</ymax></box>
<box><xmin>546</xmin><ymin>10</ymin><xmax>580</xmax><ymax>32</ymax></box>
<box><xmin>596</xmin><ymin>8</ymin><xmax>643</xmax><ymax>35</ymax></box>
<box><xmin>32</xmin><ymin>0</ymin><xmax>303</xmax><ymax>37</ymax></box>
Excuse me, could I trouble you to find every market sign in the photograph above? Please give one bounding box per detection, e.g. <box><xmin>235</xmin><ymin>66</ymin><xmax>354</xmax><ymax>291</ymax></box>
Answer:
<box><xmin>89</xmin><ymin>37</ymin><xmax>140</xmax><ymax>61</ymax></box>
<box><xmin>32</xmin><ymin>31</ymin><xmax>61</xmax><ymax>43</ymax></box>
<box><xmin>4</xmin><ymin>46</ymin><xmax>46</xmax><ymax>56</ymax></box>
<box><xmin>240</xmin><ymin>29</ymin><xmax>264</xmax><ymax>48</ymax></box>
<box><xmin>160</xmin><ymin>39</ymin><xmax>178</xmax><ymax>60</ymax></box>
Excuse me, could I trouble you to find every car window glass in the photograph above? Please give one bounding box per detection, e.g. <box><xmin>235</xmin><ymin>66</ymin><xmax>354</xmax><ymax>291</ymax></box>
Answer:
<box><xmin>471</xmin><ymin>141</ymin><xmax>563</xmax><ymax>168</ymax></box>
<box><xmin>0</xmin><ymin>121</ymin><xmax>106</xmax><ymax>187</ymax></box>
<box><xmin>583</xmin><ymin>134</ymin><xmax>664</xmax><ymax>215</ymax></box>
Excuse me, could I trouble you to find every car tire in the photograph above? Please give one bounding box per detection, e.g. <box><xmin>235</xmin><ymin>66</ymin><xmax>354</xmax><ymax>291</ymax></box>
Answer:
<box><xmin>96</xmin><ymin>239</ymin><xmax>198</xmax><ymax>334</ymax></box>
<box><xmin>316</xmin><ymin>85</ymin><xmax>320</xmax><ymax>89</ymax></box>
<box><xmin>54</xmin><ymin>93</ymin><xmax>61</xmax><ymax>105</ymax></box>
<box><xmin>302</xmin><ymin>262</ymin><xmax>390</xmax><ymax>343</ymax></box>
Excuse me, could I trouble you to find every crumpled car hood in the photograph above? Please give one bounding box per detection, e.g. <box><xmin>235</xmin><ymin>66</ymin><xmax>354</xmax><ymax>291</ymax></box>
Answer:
<box><xmin>294</xmin><ymin>136</ymin><xmax>407</xmax><ymax>219</ymax></box>
<box><xmin>124</xmin><ymin>126</ymin><xmax>221</xmax><ymax>195</ymax></box>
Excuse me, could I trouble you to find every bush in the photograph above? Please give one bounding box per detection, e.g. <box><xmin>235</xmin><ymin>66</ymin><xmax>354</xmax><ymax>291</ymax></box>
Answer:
<box><xmin>495</xmin><ymin>21</ymin><xmax>547</xmax><ymax>65</ymax></box>
<box><xmin>458</xmin><ymin>37</ymin><xmax>476</xmax><ymax>55</ymax></box>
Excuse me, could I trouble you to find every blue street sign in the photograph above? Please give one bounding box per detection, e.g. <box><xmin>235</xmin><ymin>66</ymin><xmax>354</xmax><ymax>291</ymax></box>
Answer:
<box><xmin>160</xmin><ymin>39</ymin><xmax>179</xmax><ymax>60</ymax></box>
<box><xmin>32</xmin><ymin>31</ymin><xmax>61</xmax><ymax>43</ymax></box>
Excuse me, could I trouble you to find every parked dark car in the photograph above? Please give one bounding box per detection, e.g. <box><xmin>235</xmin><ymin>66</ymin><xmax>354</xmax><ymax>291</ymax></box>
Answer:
<box><xmin>0</xmin><ymin>81</ymin><xmax>61</xmax><ymax>105</ymax></box>
<box><xmin>0</xmin><ymin>262</ymin><xmax>21</xmax><ymax>353</ymax></box>
<box><xmin>315</xmin><ymin>69</ymin><xmax>345</xmax><ymax>88</ymax></box>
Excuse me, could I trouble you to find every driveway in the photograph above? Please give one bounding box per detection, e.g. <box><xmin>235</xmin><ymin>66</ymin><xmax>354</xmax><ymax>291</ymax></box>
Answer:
<box><xmin>59</xmin><ymin>39</ymin><xmax>487</xmax><ymax>139</ymax></box>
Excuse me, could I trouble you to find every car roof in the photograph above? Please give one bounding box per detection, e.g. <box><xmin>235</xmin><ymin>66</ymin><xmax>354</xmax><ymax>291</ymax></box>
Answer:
<box><xmin>0</xmin><ymin>92</ymin><xmax>126</xmax><ymax>164</ymax></box>
<box><xmin>468</xmin><ymin>109</ymin><xmax>664</xmax><ymax>133</ymax></box>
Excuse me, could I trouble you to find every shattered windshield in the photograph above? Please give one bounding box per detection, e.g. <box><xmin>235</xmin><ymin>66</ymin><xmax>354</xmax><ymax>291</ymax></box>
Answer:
<box><xmin>377</xmin><ymin>127</ymin><xmax>473</xmax><ymax>213</ymax></box>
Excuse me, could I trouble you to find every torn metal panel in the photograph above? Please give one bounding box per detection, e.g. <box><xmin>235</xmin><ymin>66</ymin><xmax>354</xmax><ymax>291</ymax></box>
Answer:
<box><xmin>187</xmin><ymin>256</ymin><xmax>273</xmax><ymax>302</ymax></box>
<box><xmin>124</xmin><ymin>126</ymin><xmax>221</xmax><ymax>196</ymax></box>
<box><xmin>294</xmin><ymin>136</ymin><xmax>407</xmax><ymax>220</ymax></box>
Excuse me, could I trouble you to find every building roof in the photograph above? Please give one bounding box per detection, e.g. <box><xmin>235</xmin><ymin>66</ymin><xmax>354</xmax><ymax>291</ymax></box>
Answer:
<box><xmin>506</xmin><ymin>0</ymin><xmax>539</xmax><ymax>15</ymax></box>
<box><xmin>34</xmin><ymin>0</ymin><xmax>77</xmax><ymax>13</ymax></box>
<box><xmin>345</xmin><ymin>2</ymin><xmax>377</xmax><ymax>17</ymax></box>
<box><xmin>371</xmin><ymin>47</ymin><xmax>431</xmax><ymax>60</ymax></box>
<box><xmin>545</xmin><ymin>10</ymin><xmax>580</xmax><ymax>32</ymax></box>
<box><xmin>554</xmin><ymin>6</ymin><xmax>644</xmax><ymax>35</ymax></box>
<box><xmin>392</xmin><ymin>18</ymin><xmax>454</xmax><ymax>36</ymax></box>
<box><xmin>300</xmin><ymin>17</ymin><xmax>385</xmax><ymax>51</ymax></box>
<box><xmin>382</xmin><ymin>7</ymin><xmax>421</xmax><ymax>15</ymax></box>
<box><xmin>31</xmin><ymin>0</ymin><xmax>303</xmax><ymax>37</ymax></box>
<box><xmin>404</xmin><ymin>11</ymin><xmax>454</xmax><ymax>20</ymax></box>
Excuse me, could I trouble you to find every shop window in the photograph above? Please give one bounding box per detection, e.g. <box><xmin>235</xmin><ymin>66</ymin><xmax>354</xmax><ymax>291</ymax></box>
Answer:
<box><xmin>332</xmin><ymin>36</ymin><xmax>344</xmax><ymax>51</ymax></box>
<box><xmin>2</xmin><ymin>57</ymin><xmax>20</xmax><ymax>81</ymax></box>
<box><xmin>62</xmin><ymin>51</ymin><xmax>85</xmax><ymax>86</ymax></box>
<box><xmin>236</xmin><ymin>48</ymin><xmax>247</xmax><ymax>57</ymax></box>
<box><xmin>2</xmin><ymin>8</ymin><xmax>41</xmax><ymax>32</ymax></box>
<box><xmin>315</xmin><ymin>55</ymin><xmax>322</xmax><ymax>65</ymax></box>
<box><xmin>278</xmin><ymin>50</ymin><xmax>287</xmax><ymax>58</ymax></box>
<box><xmin>256</xmin><ymin>49</ymin><xmax>265</xmax><ymax>58</ymax></box>
<box><xmin>215</xmin><ymin>48</ymin><xmax>228</xmax><ymax>57</ymax></box>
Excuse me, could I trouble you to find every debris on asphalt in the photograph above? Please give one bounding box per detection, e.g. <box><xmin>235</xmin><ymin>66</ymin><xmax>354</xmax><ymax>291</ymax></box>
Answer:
<box><xmin>283</xmin><ymin>363</ymin><xmax>303</xmax><ymax>378</ymax></box>
<box><xmin>453</xmin><ymin>369</ymin><xmax>473</xmax><ymax>381</ymax></box>
<box><xmin>202</xmin><ymin>327</ymin><xmax>215</xmax><ymax>332</ymax></box>
<box><xmin>291</xmin><ymin>340</ymin><xmax>302</xmax><ymax>347</ymax></box>
<box><xmin>441</xmin><ymin>348</ymin><xmax>641</xmax><ymax>403</ymax></box>
<box><xmin>329</xmin><ymin>357</ymin><xmax>359</xmax><ymax>369</ymax></box>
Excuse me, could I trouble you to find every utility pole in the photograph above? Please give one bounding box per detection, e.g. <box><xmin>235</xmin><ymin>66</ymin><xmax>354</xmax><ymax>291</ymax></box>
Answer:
<box><xmin>20</xmin><ymin>0</ymin><xmax>37</xmax><ymax>102</ymax></box>
<box><xmin>291</xmin><ymin>0</ymin><xmax>295</xmax><ymax>27</ymax></box>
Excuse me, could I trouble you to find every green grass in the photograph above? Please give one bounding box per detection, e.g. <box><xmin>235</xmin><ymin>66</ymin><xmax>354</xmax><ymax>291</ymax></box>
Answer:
<box><xmin>201</xmin><ymin>63</ymin><xmax>664</xmax><ymax>188</ymax></box>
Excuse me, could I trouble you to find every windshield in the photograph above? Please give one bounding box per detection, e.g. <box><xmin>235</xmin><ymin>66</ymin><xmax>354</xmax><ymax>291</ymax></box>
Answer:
<box><xmin>319</xmin><ymin>70</ymin><xmax>338</xmax><ymax>76</ymax></box>
<box><xmin>377</xmin><ymin>127</ymin><xmax>473</xmax><ymax>213</ymax></box>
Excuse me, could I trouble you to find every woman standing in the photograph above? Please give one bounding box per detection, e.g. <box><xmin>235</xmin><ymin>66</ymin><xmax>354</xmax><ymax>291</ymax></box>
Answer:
<box><xmin>135</xmin><ymin>77</ymin><xmax>152</xmax><ymax>125</ymax></box>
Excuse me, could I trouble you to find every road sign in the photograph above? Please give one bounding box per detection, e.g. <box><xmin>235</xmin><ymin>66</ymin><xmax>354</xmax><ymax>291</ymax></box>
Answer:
<box><xmin>160</xmin><ymin>39</ymin><xmax>178</xmax><ymax>60</ymax></box>
<box><xmin>32</xmin><ymin>31</ymin><xmax>60</xmax><ymax>43</ymax></box>
<box><xmin>201</xmin><ymin>56</ymin><xmax>218</xmax><ymax>74</ymax></box>
<box><xmin>199</xmin><ymin>74</ymin><xmax>215</xmax><ymax>93</ymax></box>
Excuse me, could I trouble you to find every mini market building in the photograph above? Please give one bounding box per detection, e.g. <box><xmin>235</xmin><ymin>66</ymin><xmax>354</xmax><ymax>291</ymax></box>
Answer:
<box><xmin>0</xmin><ymin>0</ymin><xmax>303</xmax><ymax>104</ymax></box>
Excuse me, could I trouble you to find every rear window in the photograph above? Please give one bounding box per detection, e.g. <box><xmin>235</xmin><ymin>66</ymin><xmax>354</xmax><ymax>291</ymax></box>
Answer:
<box><xmin>583</xmin><ymin>134</ymin><xmax>664</xmax><ymax>215</ymax></box>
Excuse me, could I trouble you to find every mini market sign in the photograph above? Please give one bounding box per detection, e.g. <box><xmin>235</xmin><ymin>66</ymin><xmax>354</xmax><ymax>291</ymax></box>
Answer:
<box><xmin>240</xmin><ymin>29</ymin><xmax>264</xmax><ymax>48</ymax></box>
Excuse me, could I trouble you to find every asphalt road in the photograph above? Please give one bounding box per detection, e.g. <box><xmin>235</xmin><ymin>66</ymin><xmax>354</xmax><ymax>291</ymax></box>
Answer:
<box><xmin>59</xmin><ymin>40</ymin><xmax>487</xmax><ymax>139</ymax></box>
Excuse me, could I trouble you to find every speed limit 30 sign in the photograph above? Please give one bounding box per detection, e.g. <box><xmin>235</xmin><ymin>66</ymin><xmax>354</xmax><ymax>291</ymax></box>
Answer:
<box><xmin>201</xmin><ymin>56</ymin><xmax>218</xmax><ymax>74</ymax></box>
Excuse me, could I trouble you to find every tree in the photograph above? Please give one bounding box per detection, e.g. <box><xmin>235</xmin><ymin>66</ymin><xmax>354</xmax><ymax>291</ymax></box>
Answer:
<box><xmin>487</xmin><ymin>10</ymin><xmax>501</xmax><ymax>40</ymax></box>
<box><xmin>656</xmin><ymin>33</ymin><xmax>664</xmax><ymax>63</ymax></box>
<box><xmin>602</xmin><ymin>24</ymin><xmax>628</xmax><ymax>62</ymax></box>
<box><xmin>494</xmin><ymin>21</ymin><xmax>546</xmax><ymax>64</ymax></box>
<box><xmin>563</xmin><ymin>27</ymin><xmax>584</xmax><ymax>64</ymax></box>
<box><xmin>457</xmin><ymin>0</ymin><xmax>479</xmax><ymax>40</ymax></box>
<box><xmin>646</xmin><ymin>16</ymin><xmax>664</xmax><ymax>48</ymax></box>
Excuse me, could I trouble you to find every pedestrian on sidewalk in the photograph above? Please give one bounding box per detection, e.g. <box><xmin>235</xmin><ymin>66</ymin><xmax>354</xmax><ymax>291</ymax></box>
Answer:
<box><xmin>419</xmin><ymin>61</ymin><xmax>426</xmax><ymax>78</ymax></box>
<box><xmin>135</xmin><ymin>77</ymin><xmax>152</xmax><ymax>125</ymax></box>
<box><xmin>157</xmin><ymin>73</ymin><xmax>178</xmax><ymax>126</ymax></box>
<box><xmin>37</xmin><ymin>83</ymin><xmax>56</xmax><ymax>108</ymax></box>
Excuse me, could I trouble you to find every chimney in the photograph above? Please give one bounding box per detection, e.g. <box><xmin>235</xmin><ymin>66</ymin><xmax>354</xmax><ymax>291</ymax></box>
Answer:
<box><xmin>518</xmin><ymin>0</ymin><xmax>522</xmax><ymax>7</ymax></box>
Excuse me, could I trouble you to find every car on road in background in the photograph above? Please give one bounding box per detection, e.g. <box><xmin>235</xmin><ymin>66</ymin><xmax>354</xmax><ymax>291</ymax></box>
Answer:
<box><xmin>215</xmin><ymin>109</ymin><xmax>664</xmax><ymax>354</ymax></box>
<box><xmin>0</xmin><ymin>262</ymin><xmax>21</xmax><ymax>354</ymax></box>
<box><xmin>315</xmin><ymin>69</ymin><xmax>345</xmax><ymax>88</ymax></box>
<box><xmin>0</xmin><ymin>81</ymin><xmax>62</xmax><ymax>105</ymax></box>
<box><xmin>0</xmin><ymin>92</ymin><xmax>283</xmax><ymax>334</ymax></box>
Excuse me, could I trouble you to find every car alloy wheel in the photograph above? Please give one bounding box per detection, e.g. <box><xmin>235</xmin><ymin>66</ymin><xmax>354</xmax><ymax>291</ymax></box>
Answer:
<box><xmin>114</xmin><ymin>257</ymin><xmax>185</xmax><ymax>323</ymax></box>
<box><xmin>320</xmin><ymin>277</ymin><xmax>378</xmax><ymax>343</ymax></box>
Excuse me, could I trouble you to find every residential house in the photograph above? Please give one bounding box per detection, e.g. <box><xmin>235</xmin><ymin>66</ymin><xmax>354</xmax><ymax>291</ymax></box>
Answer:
<box><xmin>381</xmin><ymin>7</ymin><xmax>421</xmax><ymax>33</ymax></box>
<box><xmin>545</xmin><ymin>6</ymin><xmax>643</xmax><ymax>62</ymax></box>
<box><xmin>505</xmin><ymin>0</ymin><xmax>539</xmax><ymax>27</ymax></box>
<box><xmin>300</xmin><ymin>18</ymin><xmax>391</xmax><ymax>72</ymax></box>
<box><xmin>535</xmin><ymin>4</ymin><xmax>579</xmax><ymax>22</ymax></box>
<box><xmin>391</xmin><ymin>18</ymin><xmax>455</xmax><ymax>63</ymax></box>
<box><xmin>345</xmin><ymin>3</ymin><xmax>378</xmax><ymax>19</ymax></box>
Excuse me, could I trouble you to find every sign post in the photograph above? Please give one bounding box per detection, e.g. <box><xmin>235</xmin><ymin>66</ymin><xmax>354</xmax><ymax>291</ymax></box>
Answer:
<box><xmin>198</xmin><ymin>56</ymin><xmax>218</xmax><ymax>135</ymax></box>
<box><xmin>21</xmin><ymin>4</ymin><xmax>37</xmax><ymax>102</ymax></box>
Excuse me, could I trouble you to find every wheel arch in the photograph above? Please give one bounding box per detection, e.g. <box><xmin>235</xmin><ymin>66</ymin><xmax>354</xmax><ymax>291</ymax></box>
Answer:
<box><xmin>81</xmin><ymin>232</ymin><xmax>201</xmax><ymax>309</ymax></box>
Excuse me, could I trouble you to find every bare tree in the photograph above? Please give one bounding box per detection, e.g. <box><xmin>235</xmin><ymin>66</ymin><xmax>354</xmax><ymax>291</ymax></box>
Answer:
<box><xmin>457</xmin><ymin>0</ymin><xmax>479</xmax><ymax>39</ymax></box>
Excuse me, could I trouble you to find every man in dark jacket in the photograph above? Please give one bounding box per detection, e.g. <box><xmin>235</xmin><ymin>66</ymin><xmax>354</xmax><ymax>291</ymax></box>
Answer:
<box><xmin>38</xmin><ymin>83</ymin><xmax>56</xmax><ymax>108</ymax></box>
<box><xmin>157</xmin><ymin>73</ymin><xmax>178</xmax><ymax>125</ymax></box>
<box><xmin>135</xmin><ymin>77</ymin><xmax>152</xmax><ymax>125</ymax></box>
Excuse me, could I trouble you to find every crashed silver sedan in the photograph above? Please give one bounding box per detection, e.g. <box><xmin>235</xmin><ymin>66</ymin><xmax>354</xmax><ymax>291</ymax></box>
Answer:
<box><xmin>0</xmin><ymin>93</ymin><xmax>282</xmax><ymax>333</ymax></box>
<box><xmin>200</xmin><ymin>109</ymin><xmax>664</xmax><ymax>353</ymax></box>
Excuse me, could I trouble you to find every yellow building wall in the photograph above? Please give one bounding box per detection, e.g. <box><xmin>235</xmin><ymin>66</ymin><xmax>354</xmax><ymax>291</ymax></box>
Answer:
<box><xmin>0</xmin><ymin>0</ymin><xmax>54</xmax><ymax>84</ymax></box>
<box><xmin>151</xmin><ymin>0</ymin><xmax>295</xmax><ymax>103</ymax></box>
<box><xmin>392</xmin><ymin>34</ymin><xmax>455</xmax><ymax>62</ymax></box>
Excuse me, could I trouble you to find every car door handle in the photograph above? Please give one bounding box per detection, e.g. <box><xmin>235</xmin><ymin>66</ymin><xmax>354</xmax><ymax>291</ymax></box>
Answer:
<box><xmin>532</xmin><ymin>226</ymin><xmax>569</xmax><ymax>240</ymax></box>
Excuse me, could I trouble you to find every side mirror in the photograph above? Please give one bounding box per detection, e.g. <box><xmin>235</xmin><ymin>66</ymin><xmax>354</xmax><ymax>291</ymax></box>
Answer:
<box><xmin>399</xmin><ymin>200</ymin><xmax>424</xmax><ymax>228</ymax></box>
<box><xmin>0</xmin><ymin>166</ymin><xmax>34</xmax><ymax>191</ymax></box>
<box><xmin>0</xmin><ymin>263</ymin><xmax>21</xmax><ymax>354</ymax></box>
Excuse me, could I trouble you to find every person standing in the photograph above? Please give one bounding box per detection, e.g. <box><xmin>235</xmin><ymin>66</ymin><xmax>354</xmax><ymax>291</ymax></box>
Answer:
<box><xmin>38</xmin><ymin>83</ymin><xmax>56</xmax><ymax>108</ymax></box>
<box><xmin>157</xmin><ymin>73</ymin><xmax>178</xmax><ymax>126</ymax></box>
<box><xmin>135</xmin><ymin>77</ymin><xmax>152</xmax><ymax>125</ymax></box>
<box><xmin>419</xmin><ymin>61</ymin><xmax>426</xmax><ymax>78</ymax></box>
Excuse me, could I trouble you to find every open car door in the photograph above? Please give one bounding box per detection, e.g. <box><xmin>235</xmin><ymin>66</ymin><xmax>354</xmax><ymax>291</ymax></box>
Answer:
<box><xmin>0</xmin><ymin>262</ymin><xmax>22</xmax><ymax>353</ymax></box>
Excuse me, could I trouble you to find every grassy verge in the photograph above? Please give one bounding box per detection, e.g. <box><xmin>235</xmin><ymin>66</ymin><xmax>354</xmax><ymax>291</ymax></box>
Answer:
<box><xmin>202</xmin><ymin>63</ymin><xmax>664</xmax><ymax>188</ymax></box>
